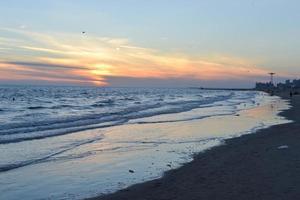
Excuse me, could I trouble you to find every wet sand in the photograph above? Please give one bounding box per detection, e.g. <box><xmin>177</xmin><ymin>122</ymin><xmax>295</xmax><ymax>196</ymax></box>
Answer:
<box><xmin>89</xmin><ymin>92</ymin><xmax>300</xmax><ymax>200</ymax></box>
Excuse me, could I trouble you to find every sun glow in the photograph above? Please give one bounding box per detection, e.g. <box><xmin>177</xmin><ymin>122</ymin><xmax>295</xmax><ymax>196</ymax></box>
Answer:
<box><xmin>0</xmin><ymin>28</ymin><xmax>272</xmax><ymax>86</ymax></box>
<box><xmin>91</xmin><ymin>65</ymin><xmax>113</xmax><ymax>76</ymax></box>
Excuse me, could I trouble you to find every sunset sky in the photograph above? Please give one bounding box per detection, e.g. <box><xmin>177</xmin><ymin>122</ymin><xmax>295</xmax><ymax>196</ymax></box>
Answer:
<box><xmin>1</xmin><ymin>0</ymin><xmax>300</xmax><ymax>88</ymax></box>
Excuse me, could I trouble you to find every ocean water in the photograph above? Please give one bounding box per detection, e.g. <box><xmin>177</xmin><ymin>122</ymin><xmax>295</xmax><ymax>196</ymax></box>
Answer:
<box><xmin>0</xmin><ymin>86</ymin><xmax>291</xmax><ymax>200</ymax></box>
<box><xmin>0</xmin><ymin>86</ymin><xmax>250</xmax><ymax>144</ymax></box>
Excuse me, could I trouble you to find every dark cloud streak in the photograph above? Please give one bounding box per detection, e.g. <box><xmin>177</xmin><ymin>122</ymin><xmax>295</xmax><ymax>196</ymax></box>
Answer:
<box><xmin>4</xmin><ymin>61</ymin><xmax>87</xmax><ymax>70</ymax></box>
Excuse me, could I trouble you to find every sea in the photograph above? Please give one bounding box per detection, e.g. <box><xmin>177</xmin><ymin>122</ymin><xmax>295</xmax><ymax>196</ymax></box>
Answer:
<box><xmin>0</xmin><ymin>85</ymin><xmax>291</xmax><ymax>199</ymax></box>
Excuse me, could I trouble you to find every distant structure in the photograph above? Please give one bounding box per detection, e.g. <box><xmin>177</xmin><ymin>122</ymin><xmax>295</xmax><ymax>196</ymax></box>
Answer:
<box><xmin>269</xmin><ymin>72</ymin><xmax>275</xmax><ymax>85</ymax></box>
<box><xmin>255</xmin><ymin>82</ymin><xmax>275</xmax><ymax>91</ymax></box>
<box><xmin>255</xmin><ymin>72</ymin><xmax>276</xmax><ymax>91</ymax></box>
<box><xmin>256</xmin><ymin>76</ymin><xmax>300</xmax><ymax>93</ymax></box>
<box><xmin>277</xmin><ymin>79</ymin><xmax>300</xmax><ymax>90</ymax></box>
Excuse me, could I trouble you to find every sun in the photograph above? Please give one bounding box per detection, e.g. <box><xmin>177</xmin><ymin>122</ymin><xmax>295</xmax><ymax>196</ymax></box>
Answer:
<box><xmin>90</xmin><ymin>64</ymin><xmax>112</xmax><ymax>76</ymax></box>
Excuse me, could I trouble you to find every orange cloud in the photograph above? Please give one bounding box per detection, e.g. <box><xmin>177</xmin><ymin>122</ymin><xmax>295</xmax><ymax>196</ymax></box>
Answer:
<box><xmin>0</xmin><ymin>28</ymin><xmax>271</xmax><ymax>86</ymax></box>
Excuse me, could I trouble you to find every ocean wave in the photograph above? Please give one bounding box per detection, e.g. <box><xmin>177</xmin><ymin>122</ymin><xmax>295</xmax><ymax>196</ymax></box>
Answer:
<box><xmin>0</xmin><ymin>136</ymin><xmax>103</xmax><ymax>172</ymax></box>
<box><xmin>0</xmin><ymin>136</ymin><xmax>221</xmax><ymax>173</ymax></box>
<box><xmin>133</xmin><ymin>112</ymin><xmax>234</xmax><ymax>124</ymax></box>
<box><xmin>91</xmin><ymin>103</ymin><xmax>106</xmax><ymax>107</ymax></box>
<box><xmin>50</xmin><ymin>104</ymin><xmax>77</xmax><ymax>109</ymax></box>
<box><xmin>27</xmin><ymin>106</ymin><xmax>46</xmax><ymax>110</ymax></box>
<box><xmin>0</xmin><ymin>87</ymin><xmax>258</xmax><ymax>144</ymax></box>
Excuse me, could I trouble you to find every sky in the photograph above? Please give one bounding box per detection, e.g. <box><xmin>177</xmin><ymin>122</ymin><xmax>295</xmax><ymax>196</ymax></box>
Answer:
<box><xmin>0</xmin><ymin>0</ymin><xmax>300</xmax><ymax>88</ymax></box>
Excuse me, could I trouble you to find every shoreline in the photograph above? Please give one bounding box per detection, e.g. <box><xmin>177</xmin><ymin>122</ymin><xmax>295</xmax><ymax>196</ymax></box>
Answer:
<box><xmin>89</xmin><ymin>91</ymin><xmax>300</xmax><ymax>200</ymax></box>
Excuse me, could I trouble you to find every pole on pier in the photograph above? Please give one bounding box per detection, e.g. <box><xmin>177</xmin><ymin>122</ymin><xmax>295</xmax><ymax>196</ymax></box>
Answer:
<box><xmin>269</xmin><ymin>72</ymin><xmax>275</xmax><ymax>85</ymax></box>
